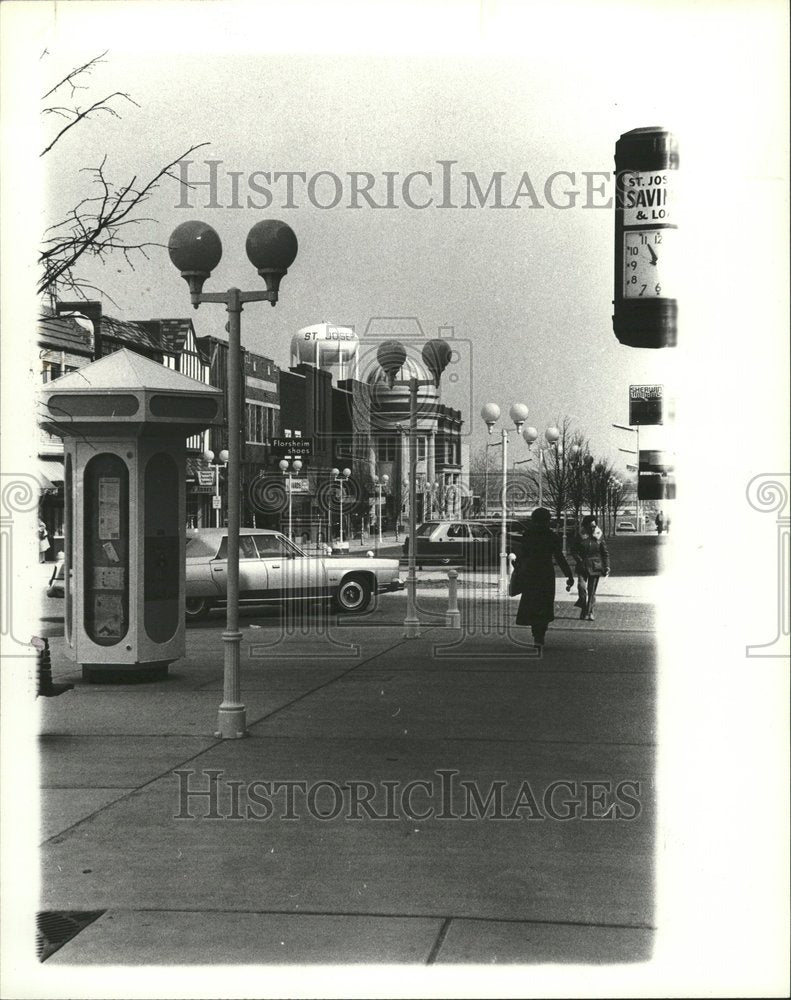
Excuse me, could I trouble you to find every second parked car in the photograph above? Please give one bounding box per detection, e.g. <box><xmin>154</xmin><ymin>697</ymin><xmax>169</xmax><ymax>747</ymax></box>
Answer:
<box><xmin>403</xmin><ymin>520</ymin><xmax>527</xmax><ymax>567</ymax></box>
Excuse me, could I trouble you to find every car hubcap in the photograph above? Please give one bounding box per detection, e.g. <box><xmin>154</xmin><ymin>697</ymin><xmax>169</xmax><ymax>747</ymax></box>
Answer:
<box><xmin>341</xmin><ymin>582</ymin><xmax>363</xmax><ymax>609</ymax></box>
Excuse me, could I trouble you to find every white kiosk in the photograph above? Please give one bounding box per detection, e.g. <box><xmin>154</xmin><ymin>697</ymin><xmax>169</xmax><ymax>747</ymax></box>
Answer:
<box><xmin>40</xmin><ymin>349</ymin><xmax>222</xmax><ymax>681</ymax></box>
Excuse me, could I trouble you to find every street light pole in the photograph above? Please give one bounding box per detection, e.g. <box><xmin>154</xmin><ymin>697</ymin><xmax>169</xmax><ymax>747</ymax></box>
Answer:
<box><xmin>169</xmin><ymin>219</ymin><xmax>298</xmax><ymax>740</ymax></box>
<box><xmin>376</xmin><ymin>338</ymin><xmax>452</xmax><ymax>638</ymax></box>
<box><xmin>482</xmin><ymin>402</ymin><xmax>529</xmax><ymax>597</ymax></box>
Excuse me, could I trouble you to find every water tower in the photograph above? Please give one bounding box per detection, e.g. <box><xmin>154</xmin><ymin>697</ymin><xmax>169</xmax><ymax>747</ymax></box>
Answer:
<box><xmin>290</xmin><ymin>322</ymin><xmax>359</xmax><ymax>380</ymax></box>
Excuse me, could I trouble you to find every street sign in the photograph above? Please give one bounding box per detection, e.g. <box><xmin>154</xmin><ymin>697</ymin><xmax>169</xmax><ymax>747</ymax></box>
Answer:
<box><xmin>638</xmin><ymin>449</ymin><xmax>676</xmax><ymax>499</ymax></box>
<box><xmin>286</xmin><ymin>478</ymin><xmax>310</xmax><ymax>494</ymax></box>
<box><xmin>212</xmin><ymin>495</ymin><xmax>222</xmax><ymax>509</ymax></box>
<box><xmin>629</xmin><ymin>384</ymin><xmax>664</xmax><ymax>425</ymax></box>
<box><xmin>268</xmin><ymin>437</ymin><xmax>312</xmax><ymax>456</ymax></box>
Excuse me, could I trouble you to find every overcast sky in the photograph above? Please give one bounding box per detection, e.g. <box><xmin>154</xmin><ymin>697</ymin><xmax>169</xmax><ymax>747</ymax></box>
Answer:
<box><xmin>27</xmin><ymin>1</ymin><xmax>788</xmax><ymax>473</ymax></box>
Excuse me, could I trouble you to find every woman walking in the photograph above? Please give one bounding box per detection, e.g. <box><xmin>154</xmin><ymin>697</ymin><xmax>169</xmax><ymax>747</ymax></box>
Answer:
<box><xmin>572</xmin><ymin>514</ymin><xmax>610</xmax><ymax>621</ymax></box>
<box><xmin>512</xmin><ymin>507</ymin><xmax>574</xmax><ymax>648</ymax></box>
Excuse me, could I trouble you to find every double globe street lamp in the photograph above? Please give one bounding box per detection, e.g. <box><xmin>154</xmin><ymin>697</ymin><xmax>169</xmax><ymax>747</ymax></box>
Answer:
<box><xmin>373</xmin><ymin>473</ymin><xmax>389</xmax><ymax>546</ymax></box>
<box><xmin>169</xmin><ymin>218</ymin><xmax>298</xmax><ymax>740</ymax></box>
<box><xmin>201</xmin><ymin>448</ymin><xmax>229</xmax><ymax>527</ymax></box>
<box><xmin>331</xmin><ymin>467</ymin><xmax>352</xmax><ymax>550</ymax></box>
<box><xmin>377</xmin><ymin>338</ymin><xmax>452</xmax><ymax>638</ymax></box>
<box><xmin>480</xmin><ymin>402</ymin><xmax>529</xmax><ymax>597</ymax></box>
<box><xmin>279</xmin><ymin>458</ymin><xmax>303</xmax><ymax>541</ymax></box>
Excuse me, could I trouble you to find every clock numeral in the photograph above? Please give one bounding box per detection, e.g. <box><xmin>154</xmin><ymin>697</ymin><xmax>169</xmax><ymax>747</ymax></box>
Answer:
<box><xmin>654</xmin><ymin>234</ymin><xmax>663</xmax><ymax>244</ymax></box>
<box><xmin>639</xmin><ymin>285</ymin><xmax>647</xmax><ymax>296</ymax></box>
<box><xmin>627</xmin><ymin>246</ymin><xmax>639</xmax><ymax>256</ymax></box>
<box><xmin>655</xmin><ymin>283</ymin><xmax>662</xmax><ymax>295</ymax></box>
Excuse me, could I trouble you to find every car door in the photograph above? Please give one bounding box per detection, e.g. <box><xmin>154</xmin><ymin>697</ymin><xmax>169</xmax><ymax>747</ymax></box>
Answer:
<box><xmin>444</xmin><ymin>522</ymin><xmax>471</xmax><ymax>563</ymax></box>
<box><xmin>210</xmin><ymin>534</ymin><xmax>266</xmax><ymax>599</ymax></box>
<box><xmin>468</xmin><ymin>522</ymin><xmax>493</xmax><ymax>565</ymax></box>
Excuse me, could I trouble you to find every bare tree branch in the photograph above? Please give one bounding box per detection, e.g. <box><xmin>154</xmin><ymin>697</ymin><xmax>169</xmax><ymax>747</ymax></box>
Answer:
<box><xmin>39</xmin><ymin>51</ymin><xmax>211</xmax><ymax>300</ymax></box>
<box><xmin>41</xmin><ymin>51</ymin><xmax>108</xmax><ymax>101</ymax></box>
<box><xmin>41</xmin><ymin>92</ymin><xmax>139</xmax><ymax>156</ymax></box>
<box><xmin>39</xmin><ymin>142</ymin><xmax>210</xmax><ymax>297</ymax></box>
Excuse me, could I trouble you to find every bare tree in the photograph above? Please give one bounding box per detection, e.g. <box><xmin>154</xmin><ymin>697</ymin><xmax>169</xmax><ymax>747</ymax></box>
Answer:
<box><xmin>468</xmin><ymin>444</ymin><xmax>503</xmax><ymax>515</ymax></box>
<box><xmin>39</xmin><ymin>51</ymin><xmax>208</xmax><ymax>301</ymax></box>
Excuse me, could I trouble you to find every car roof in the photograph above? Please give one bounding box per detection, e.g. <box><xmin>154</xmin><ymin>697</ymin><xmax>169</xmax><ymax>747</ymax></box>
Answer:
<box><xmin>188</xmin><ymin>528</ymin><xmax>280</xmax><ymax>538</ymax></box>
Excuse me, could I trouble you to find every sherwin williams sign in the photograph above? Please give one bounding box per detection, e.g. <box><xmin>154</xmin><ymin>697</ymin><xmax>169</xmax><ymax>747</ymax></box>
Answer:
<box><xmin>629</xmin><ymin>384</ymin><xmax>664</xmax><ymax>425</ymax></box>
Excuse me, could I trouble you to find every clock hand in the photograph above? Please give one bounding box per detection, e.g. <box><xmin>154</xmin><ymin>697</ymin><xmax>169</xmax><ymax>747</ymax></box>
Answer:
<box><xmin>646</xmin><ymin>243</ymin><xmax>658</xmax><ymax>265</ymax></box>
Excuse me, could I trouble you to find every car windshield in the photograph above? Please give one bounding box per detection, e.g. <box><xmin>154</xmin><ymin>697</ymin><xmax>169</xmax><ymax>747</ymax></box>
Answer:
<box><xmin>416</xmin><ymin>523</ymin><xmax>439</xmax><ymax>536</ymax></box>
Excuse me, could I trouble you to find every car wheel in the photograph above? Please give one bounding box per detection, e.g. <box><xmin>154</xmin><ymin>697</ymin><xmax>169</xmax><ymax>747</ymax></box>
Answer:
<box><xmin>334</xmin><ymin>574</ymin><xmax>372</xmax><ymax>614</ymax></box>
<box><xmin>185</xmin><ymin>597</ymin><xmax>212</xmax><ymax>622</ymax></box>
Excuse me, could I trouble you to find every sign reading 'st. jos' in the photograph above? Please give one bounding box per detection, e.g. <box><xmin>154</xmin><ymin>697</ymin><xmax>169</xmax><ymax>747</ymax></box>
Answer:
<box><xmin>613</xmin><ymin>127</ymin><xmax>679</xmax><ymax>348</ymax></box>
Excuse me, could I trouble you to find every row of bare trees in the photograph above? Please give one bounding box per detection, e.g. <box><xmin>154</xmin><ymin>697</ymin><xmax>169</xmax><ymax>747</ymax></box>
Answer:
<box><xmin>469</xmin><ymin>417</ymin><xmax>631</xmax><ymax>534</ymax></box>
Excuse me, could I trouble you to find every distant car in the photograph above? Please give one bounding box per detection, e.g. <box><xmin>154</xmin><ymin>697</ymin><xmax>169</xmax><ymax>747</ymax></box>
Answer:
<box><xmin>403</xmin><ymin>520</ymin><xmax>526</xmax><ymax>567</ymax></box>
<box><xmin>616</xmin><ymin>520</ymin><xmax>636</xmax><ymax>533</ymax></box>
<box><xmin>186</xmin><ymin>528</ymin><xmax>403</xmax><ymax>620</ymax></box>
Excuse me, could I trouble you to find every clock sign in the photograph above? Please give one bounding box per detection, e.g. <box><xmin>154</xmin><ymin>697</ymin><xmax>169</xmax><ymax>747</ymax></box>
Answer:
<box><xmin>613</xmin><ymin>127</ymin><xmax>679</xmax><ymax>348</ymax></box>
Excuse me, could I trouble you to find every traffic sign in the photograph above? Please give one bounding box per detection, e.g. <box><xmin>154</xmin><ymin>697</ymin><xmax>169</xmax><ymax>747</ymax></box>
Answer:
<box><xmin>212</xmin><ymin>495</ymin><xmax>222</xmax><ymax>509</ymax></box>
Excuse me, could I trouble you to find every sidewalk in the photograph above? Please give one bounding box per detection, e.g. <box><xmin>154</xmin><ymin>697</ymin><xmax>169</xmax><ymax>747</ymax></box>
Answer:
<box><xmin>36</xmin><ymin>593</ymin><xmax>657</xmax><ymax>966</ymax></box>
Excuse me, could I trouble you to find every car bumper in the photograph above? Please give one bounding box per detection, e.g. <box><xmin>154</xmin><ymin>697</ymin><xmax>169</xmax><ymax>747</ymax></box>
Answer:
<box><xmin>379</xmin><ymin>578</ymin><xmax>405</xmax><ymax>593</ymax></box>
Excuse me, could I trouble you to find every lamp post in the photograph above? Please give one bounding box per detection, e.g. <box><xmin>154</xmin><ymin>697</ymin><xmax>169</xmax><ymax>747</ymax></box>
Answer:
<box><xmin>481</xmin><ymin>402</ymin><xmax>529</xmax><ymax>597</ymax></box>
<box><xmin>614</xmin><ymin>423</ymin><xmax>641</xmax><ymax>530</ymax></box>
<box><xmin>279</xmin><ymin>458</ymin><xmax>303</xmax><ymax>541</ymax></box>
<box><xmin>373</xmin><ymin>474</ymin><xmax>389</xmax><ymax>546</ymax></box>
<box><xmin>376</xmin><ymin>338</ymin><xmax>452</xmax><ymax>638</ymax></box>
<box><xmin>521</xmin><ymin>425</ymin><xmax>560</xmax><ymax>511</ymax></box>
<box><xmin>202</xmin><ymin>448</ymin><xmax>229</xmax><ymax>527</ymax></box>
<box><xmin>169</xmin><ymin>218</ymin><xmax>298</xmax><ymax>740</ymax></box>
<box><xmin>331</xmin><ymin>467</ymin><xmax>351</xmax><ymax>549</ymax></box>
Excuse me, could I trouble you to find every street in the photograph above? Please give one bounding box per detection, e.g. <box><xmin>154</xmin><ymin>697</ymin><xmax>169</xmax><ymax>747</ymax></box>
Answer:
<box><xmin>37</xmin><ymin>558</ymin><xmax>657</xmax><ymax>964</ymax></box>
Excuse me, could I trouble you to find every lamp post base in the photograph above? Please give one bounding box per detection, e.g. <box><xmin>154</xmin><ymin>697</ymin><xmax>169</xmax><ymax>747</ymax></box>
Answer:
<box><xmin>215</xmin><ymin>705</ymin><xmax>247</xmax><ymax>740</ymax></box>
<box><xmin>217</xmin><ymin>630</ymin><xmax>246</xmax><ymax>738</ymax></box>
<box><xmin>403</xmin><ymin>574</ymin><xmax>420</xmax><ymax>638</ymax></box>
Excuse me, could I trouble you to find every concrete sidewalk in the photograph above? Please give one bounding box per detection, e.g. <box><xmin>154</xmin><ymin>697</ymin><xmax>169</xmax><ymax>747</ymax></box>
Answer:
<box><xmin>37</xmin><ymin>596</ymin><xmax>657</xmax><ymax>966</ymax></box>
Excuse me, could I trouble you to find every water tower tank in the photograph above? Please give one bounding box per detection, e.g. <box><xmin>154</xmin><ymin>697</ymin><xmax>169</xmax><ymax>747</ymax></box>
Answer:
<box><xmin>291</xmin><ymin>323</ymin><xmax>359</xmax><ymax>379</ymax></box>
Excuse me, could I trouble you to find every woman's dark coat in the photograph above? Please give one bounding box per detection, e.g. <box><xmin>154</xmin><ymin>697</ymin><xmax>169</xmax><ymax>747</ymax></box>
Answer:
<box><xmin>512</xmin><ymin>525</ymin><xmax>573</xmax><ymax>626</ymax></box>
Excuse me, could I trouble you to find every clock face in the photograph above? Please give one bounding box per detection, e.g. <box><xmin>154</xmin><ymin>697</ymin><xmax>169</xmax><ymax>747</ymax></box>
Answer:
<box><xmin>623</xmin><ymin>228</ymin><xmax>677</xmax><ymax>299</ymax></box>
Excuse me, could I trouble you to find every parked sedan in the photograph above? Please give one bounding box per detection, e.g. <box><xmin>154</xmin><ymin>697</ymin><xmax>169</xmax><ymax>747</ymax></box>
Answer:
<box><xmin>403</xmin><ymin>520</ymin><xmax>527</xmax><ymax>567</ymax></box>
<box><xmin>186</xmin><ymin>528</ymin><xmax>403</xmax><ymax>621</ymax></box>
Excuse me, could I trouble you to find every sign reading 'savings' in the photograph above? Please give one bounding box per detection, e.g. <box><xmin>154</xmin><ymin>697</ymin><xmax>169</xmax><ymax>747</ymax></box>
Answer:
<box><xmin>613</xmin><ymin>127</ymin><xmax>679</xmax><ymax>348</ymax></box>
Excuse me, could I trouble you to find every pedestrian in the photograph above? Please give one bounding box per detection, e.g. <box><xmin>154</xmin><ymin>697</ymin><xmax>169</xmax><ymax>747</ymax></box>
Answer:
<box><xmin>38</xmin><ymin>519</ymin><xmax>51</xmax><ymax>563</ymax></box>
<box><xmin>654</xmin><ymin>511</ymin><xmax>664</xmax><ymax>534</ymax></box>
<box><xmin>511</xmin><ymin>507</ymin><xmax>574</xmax><ymax>648</ymax></box>
<box><xmin>572</xmin><ymin>514</ymin><xmax>610</xmax><ymax>621</ymax></box>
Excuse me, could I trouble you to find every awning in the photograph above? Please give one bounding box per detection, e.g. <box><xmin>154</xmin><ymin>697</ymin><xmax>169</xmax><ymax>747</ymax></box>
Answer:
<box><xmin>37</xmin><ymin>458</ymin><xmax>63</xmax><ymax>494</ymax></box>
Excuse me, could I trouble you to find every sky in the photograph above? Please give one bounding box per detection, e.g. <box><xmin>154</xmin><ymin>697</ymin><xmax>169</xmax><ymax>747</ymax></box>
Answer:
<box><xmin>28</xmin><ymin>2</ymin><xmax>741</xmax><ymax>473</ymax></box>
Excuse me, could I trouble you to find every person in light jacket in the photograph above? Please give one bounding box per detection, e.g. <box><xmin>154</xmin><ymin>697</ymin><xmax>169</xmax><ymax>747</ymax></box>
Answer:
<box><xmin>512</xmin><ymin>507</ymin><xmax>574</xmax><ymax>648</ymax></box>
<box><xmin>571</xmin><ymin>514</ymin><xmax>610</xmax><ymax>621</ymax></box>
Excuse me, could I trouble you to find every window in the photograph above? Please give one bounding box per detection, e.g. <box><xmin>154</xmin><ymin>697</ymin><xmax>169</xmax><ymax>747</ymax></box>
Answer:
<box><xmin>42</xmin><ymin>361</ymin><xmax>62</xmax><ymax>383</ymax></box>
<box><xmin>254</xmin><ymin>535</ymin><xmax>297</xmax><ymax>558</ymax></box>
<box><xmin>377</xmin><ymin>437</ymin><xmax>397</xmax><ymax>462</ymax></box>
<box><xmin>446</xmin><ymin>523</ymin><xmax>470</xmax><ymax>539</ymax></box>
<box><xmin>246</xmin><ymin>402</ymin><xmax>271</xmax><ymax>444</ymax></box>
<box><xmin>469</xmin><ymin>523</ymin><xmax>492</xmax><ymax>538</ymax></box>
<box><xmin>217</xmin><ymin>535</ymin><xmax>259</xmax><ymax>559</ymax></box>
<box><xmin>417</xmin><ymin>523</ymin><xmax>439</xmax><ymax>537</ymax></box>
